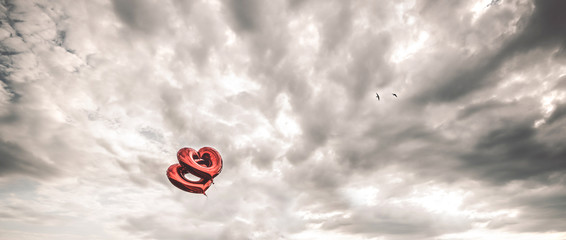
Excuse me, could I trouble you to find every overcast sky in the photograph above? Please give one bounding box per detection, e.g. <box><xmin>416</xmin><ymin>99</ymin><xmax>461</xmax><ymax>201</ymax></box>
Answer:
<box><xmin>1</xmin><ymin>0</ymin><xmax>566</xmax><ymax>239</ymax></box>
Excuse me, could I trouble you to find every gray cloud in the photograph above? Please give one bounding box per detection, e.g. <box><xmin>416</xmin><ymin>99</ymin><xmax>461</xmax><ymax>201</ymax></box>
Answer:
<box><xmin>0</xmin><ymin>139</ymin><xmax>60</xmax><ymax>178</ymax></box>
<box><xmin>322</xmin><ymin>207</ymin><xmax>471</xmax><ymax>238</ymax></box>
<box><xmin>2</xmin><ymin>0</ymin><xmax>566</xmax><ymax>239</ymax></box>
<box><xmin>225</xmin><ymin>0</ymin><xmax>262</xmax><ymax>33</ymax></box>
<box><xmin>112</xmin><ymin>0</ymin><xmax>168</xmax><ymax>34</ymax></box>
<box><xmin>414</xmin><ymin>0</ymin><xmax>566</xmax><ymax>104</ymax></box>
<box><xmin>546</xmin><ymin>102</ymin><xmax>566</xmax><ymax>125</ymax></box>
<box><xmin>318</xmin><ymin>0</ymin><xmax>352</xmax><ymax>52</ymax></box>
<box><xmin>460</xmin><ymin>119</ymin><xmax>566</xmax><ymax>183</ymax></box>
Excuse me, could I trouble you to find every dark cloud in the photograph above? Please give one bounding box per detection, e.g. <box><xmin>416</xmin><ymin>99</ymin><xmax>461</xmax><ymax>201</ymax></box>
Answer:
<box><xmin>112</xmin><ymin>0</ymin><xmax>168</xmax><ymax>34</ymax></box>
<box><xmin>225</xmin><ymin>0</ymin><xmax>261</xmax><ymax>33</ymax></box>
<box><xmin>0</xmin><ymin>139</ymin><xmax>60</xmax><ymax>178</ymax></box>
<box><xmin>415</xmin><ymin>0</ymin><xmax>566</xmax><ymax>104</ymax></box>
<box><xmin>0</xmin><ymin>3</ymin><xmax>25</xmax><ymax>104</ymax></box>
<box><xmin>512</xmin><ymin>188</ymin><xmax>566</xmax><ymax>232</ymax></box>
<box><xmin>463</xmin><ymin>181</ymin><xmax>566</xmax><ymax>233</ymax></box>
<box><xmin>0</xmin><ymin>78</ymin><xmax>21</xmax><ymax>103</ymax></box>
<box><xmin>546</xmin><ymin>103</ymin><xmax>566</xmax><ymax>125</ymax></box>
<box><xmin>460</xmin><ymin>119</ymin><xmax>566</xmax><ymax>184</ymax></box>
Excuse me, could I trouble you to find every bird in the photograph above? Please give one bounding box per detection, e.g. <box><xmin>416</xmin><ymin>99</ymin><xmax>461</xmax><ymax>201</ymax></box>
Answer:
<box><xmin>392</xmin><ymin>93</ymin><xmax>398</xmax><ymax>97</ymax></box>
<box><xmin>376</xmin><ymin>93</ymin><xmax>380</xmax><ymax>101</ymax></box>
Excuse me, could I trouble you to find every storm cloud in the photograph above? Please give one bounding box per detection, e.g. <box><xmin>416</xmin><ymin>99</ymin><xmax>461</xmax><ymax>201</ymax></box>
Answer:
<box><xmin>1</xmin><ymin>0</ymin><xmax>566</xmax><ymax>239</ymax></box>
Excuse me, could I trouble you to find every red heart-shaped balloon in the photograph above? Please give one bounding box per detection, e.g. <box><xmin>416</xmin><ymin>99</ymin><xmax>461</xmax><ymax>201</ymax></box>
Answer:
<box><xmin>166</xmin><ymin>163</ymin><xmax>212</xmax><ymax>194</ymax></box>
<box><xmin>166</xmin><ymin>147</ymin><xmax>223</xmax><ymax>195</ymax></box>
<box><xmin>177</xmin><ymin>147</ymin><xmax>223</xmax><ymax>181</ymax></box>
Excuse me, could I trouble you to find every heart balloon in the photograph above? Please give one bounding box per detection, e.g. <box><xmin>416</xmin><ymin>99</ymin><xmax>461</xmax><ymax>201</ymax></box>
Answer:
<box><xmin>166</xmin><ymin>163</ymin><xmax>212</xmax><ymax>194</ymax></box>
<box><xmin>166</xmin><ymin>147</ymin><xmax>223</xmax><ymax>195</ymax></box>
<box><xmin>177</xmin><ymin>147</ymin><xmax>223</xmax><ymax>181</ymax></box>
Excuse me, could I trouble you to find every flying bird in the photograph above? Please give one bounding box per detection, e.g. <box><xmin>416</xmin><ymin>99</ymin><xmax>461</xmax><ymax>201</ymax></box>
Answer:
<box><xmin>392</xmin><ymin>93</ymin><xmax>397</xmax><ymax>97</ymax></box>
<box><xmin>376</xmin><ymin>93</ymin><xmax>380</xmax><ymax>101</ymax></box>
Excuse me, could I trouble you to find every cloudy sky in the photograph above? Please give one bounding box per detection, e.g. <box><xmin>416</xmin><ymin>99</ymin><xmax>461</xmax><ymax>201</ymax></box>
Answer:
<box><xmin>1</xmin><ymin>0</ymin><xmax>566</xmax><ymax>239</ymax></box>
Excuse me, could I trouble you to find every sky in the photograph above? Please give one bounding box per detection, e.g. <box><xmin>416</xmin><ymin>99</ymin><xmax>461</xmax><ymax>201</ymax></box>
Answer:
<box><xmin>1</xmin><ymin>0</ymin><xmax>566</xmax><ymax>239</ymax></box>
